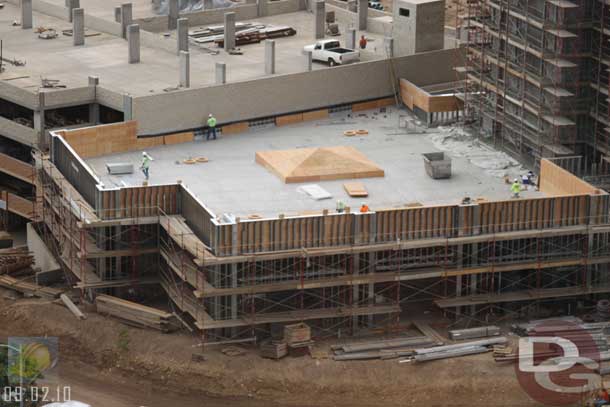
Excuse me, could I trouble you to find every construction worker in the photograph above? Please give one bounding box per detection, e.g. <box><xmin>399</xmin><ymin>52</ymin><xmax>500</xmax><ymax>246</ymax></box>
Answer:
<box><xmin>521</xmin><ymin>174</ymin><xmax>530</xmax><ymax>190</ymax></box>
<box><xmin>206</xmin><ymin>113</ymin><xmax>217</xmax><ymax>140</ymax></box>
<box><xmin>593</xmin><ymin>388</ymin><xmax>609</xmax><ymax>407</ymax></box>
<box><xmin>510</xmin><ymin>178</ymin><xmax>521</xmax><ymax>198</ymax></box>
<box><xmin>359</xmin><ymin>35</ymin><xmax>367</xmax><ymax>50</ymax></box>
<box><xmin>360</xmin><ymin>202</ymin><xmax>370</xmax><ymax>213</ymax></box>
<box><xmin>140</xmin><ymin>152</ymin><xmax>153</xmax><ymax>180</ymax></box>
<box><xmin>336</xmin><ymin>200</ymin><xmax>346</xmax><ymax>213</ymax></box>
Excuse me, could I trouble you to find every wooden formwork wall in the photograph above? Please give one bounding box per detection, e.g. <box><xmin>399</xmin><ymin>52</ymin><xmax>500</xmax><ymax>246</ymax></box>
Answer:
<box><xmin>99</xmin><ymin>184</ymin><xmax>179</xmax><ymax>219</ymax></box>
<box><xmin>399</xmin><ymin>79</ymin><xmax>462</xmax><ymax>113</ymax></box>
<box><xmin>478</xmin><ymin>195</ymin><xmax>589</xmax><ymax>234</ymax></box>
<box><xmin>375</xmin><ymin>206</ymin><xmax>456</xmax><ymax>241</ymax></box>
<box><xmin>540</xmin><ymin>158</ymin><xmax>600</xmax><ymax>196</ymax></box>
<box><xmin>234</xmin><ymin>214</ymin><xmax>354</xmax><ymax>254</ymax></box>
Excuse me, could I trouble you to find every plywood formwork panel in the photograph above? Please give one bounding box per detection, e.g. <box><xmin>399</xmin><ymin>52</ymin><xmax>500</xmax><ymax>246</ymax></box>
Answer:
<box><xmin>352</xmin><ymin>100</ymin><xmax>378</xmax><ymax>112</ymax></box>
<box><xmin>255</xmin><ymin>146</ymin><xmax>385</xmax><ymax>183</ymax></box>
<box><xmin>221</xmin><ymin>122</ymin><xmax>249</xmax><ymax>135</ymax></box>
<box><xmin>164</xmin><ymin>131</ymin><xmax>194</xmax><ymax>145</ymax></box>
<box><xmin>302</xmin><ymin>109</ymin><xmax>329</xmax><ymax>121</ymax></box>
<box><xmin>0</xmin><ymin>152</ymin><xmax>34</xmax><ymax>184</ymax></box>
<box><xmin>276</xmin><ymin>113</ymin><xmax>303</xmax><ymax>126</ymax></box>
<box><xmin>540</xmin><ymin>158</ymin><xmax>600</xmax><ymax>196</ymax></box>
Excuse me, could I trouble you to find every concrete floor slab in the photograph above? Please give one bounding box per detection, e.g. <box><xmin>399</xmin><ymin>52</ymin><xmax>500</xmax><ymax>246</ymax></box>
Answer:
<box><xmin>0</xmin><ymin>4</ymin><xmax>386</xmax><ymax>96</ymax></box>
<box><xmin>86</xmin><ymin>107</ymin><xmax>543</xmax><ymax>218</ymax></box>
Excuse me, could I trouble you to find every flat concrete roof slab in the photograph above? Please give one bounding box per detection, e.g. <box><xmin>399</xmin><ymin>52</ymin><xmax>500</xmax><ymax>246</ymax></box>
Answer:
<box><xmin>85</xmin><ymin>107</ymin><xmax>543</xmax><ymax>218</ymax></box>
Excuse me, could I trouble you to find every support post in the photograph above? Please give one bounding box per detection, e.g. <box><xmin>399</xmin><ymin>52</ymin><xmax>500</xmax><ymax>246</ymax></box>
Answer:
<box><xmin>314</xmin><ymin>1</ymin><xmax>325</xmax><ymax>39</ymax></box>
<box><xmin>67</xmin><ymin>0</ymin><xmax>79</xmax><ymax>22</ymax></box>
<box><xmin>224</xmin><ymin>12</ymin><xmax>236</xmax><ymax>51</ymax></box>
<box><xmin>127</xmin><ymin>24</ymin><xmax>140</xmax><ymax>64</ymax></box>
<box><xmin>114</xmin><ymin>6</ymin><xmax>121</xmax><ymax>23</ymax></box>
<box><xmin>215</xmin><ymin>62</ymin><xmax>226</xmax><ymax>84</ymax></box>
<box><xmin>168</xmin><ymin>0</ymin><xmax>179</xmax><ymax>30</ymax></box>
<box><xmin>346</xmin><ymin>28</ymin><xmax>356</xmax><ymax>50</ymax></box>
<box><xmin>88</xmin><ymin>76</ymin><xmax>100</xmax><ymax>124</ymax></box>
<box><xmin>21</xmin><ymin>0</ymin><xmax>33</xmax><ymax>29</ymax></box>
<box><xmin>179</xmin><ymin>51</ymin><xmax>190</xmax><ymax>88</ymax></box>
<box><xmin>121</xmin><ymin>3</ymin><xmax>133</xmax><ymax>39</ymax></box>
<box><xmin>177</xmin><ymin>18</ymin><xmax>189</xmax><ymax>54</ymax></box>
<box><xmin>72</xmin><ymin>8</ymin><xmax>85</xmax><ymax>46</ymax></box>
<box><xmin>384</xmin><ymin>36</ymin><xmax>394</xmax><ymax>57</ymax></box>
<box><xmin>304</xmin><ymin>50</ymin><xmax>312</xmax><ymax>71</ymax></box>
<box><xmin>123</xmin><ymin>94</ymin><xmax>133</xmax><ymax>120</ymax></box>
<box><xmin>34</xmin><ymin>92</ymin><xmax>46</xmax><ymax>150</ymax></box>
<box><xmin>358</xmin><ymin>0</ymin><xmax>367</xmax><ymax>30</ymax></box>
<box><xmin>257</xmin><ymin>0</ymin><xmax>267</xmax><ymax>17</ymax></box>
<box><xmin>264</xmin><ymin>40</ymin><xmax>275</xmax><ymax>75</ymax></box>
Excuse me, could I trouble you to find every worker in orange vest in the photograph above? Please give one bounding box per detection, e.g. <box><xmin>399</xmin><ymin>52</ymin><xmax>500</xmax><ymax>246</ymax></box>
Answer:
<box><xmin>360</xmin><ymin>202</ymin><xmax>370</xmax><ymax>213</ymax></box>
<box><xmin>359</xmin><ymin>35</ymin><xmax>367</xmax><ymax>49</ymax></box>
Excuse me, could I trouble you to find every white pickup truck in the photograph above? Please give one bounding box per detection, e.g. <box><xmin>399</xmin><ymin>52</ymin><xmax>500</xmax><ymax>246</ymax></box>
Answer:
<box><xmin>303</xmin><ymin>40</ymin><xmax>360</xmax><ymax>66</ymax></box>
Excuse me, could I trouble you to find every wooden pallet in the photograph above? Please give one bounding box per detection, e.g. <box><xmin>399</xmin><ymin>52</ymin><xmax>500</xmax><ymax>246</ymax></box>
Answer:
<box><xmin>96</xmin><ymin>294</ymin><xmax>179</xmax><ymax>332</ymax></box>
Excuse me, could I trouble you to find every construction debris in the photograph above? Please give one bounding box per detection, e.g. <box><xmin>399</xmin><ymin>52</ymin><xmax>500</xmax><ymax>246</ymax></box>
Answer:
<box><xmin>60</xmin><ymin>293</ymin><xmax>86</xmax><ymax>320</ymax></box>
<box><xmin>284</xmin><ymin>323</ymin><xmax>311</xmax><ymax>345</ymax></box>
<box><xmin>41</xmin><ymin>78</ymin><xmax>66</xmax><ymax>89</ymax></box>
<box><xmin>0</xmin><ymin>246</ymin><xmax>33</xmax><ymax>275</ymax></box>
<box><xmin>36</xmin><ymin>27</ymin><xmax>58</xmax><ymax>39</ymax></box>
<box><xmin>400</xmin><ymin>337</ymin><xmax>508</xmax><ymax>363</ymax></box>
<box><xmin>0</xmin><ymin>275</ymin><xmax>62</xmax><ymax>299</ymax></box>
<box><xmin>95</xmin><ymin>294</ymin><xmax>179</xmax><ymax>332</ymax></box>
<box><xmin>448</xmin><ymin>326</ymin><xmax>501</xmax><ymax>341</ymax></box>
<box><xmin>61</xmin><ymin>29</ymin><xmax>101</xmax><ymax>38</ymax></box>
<box><xmin>188</xmin><ymin>22</ymin><xmax>296</xmax><ymax>47</ymax></box>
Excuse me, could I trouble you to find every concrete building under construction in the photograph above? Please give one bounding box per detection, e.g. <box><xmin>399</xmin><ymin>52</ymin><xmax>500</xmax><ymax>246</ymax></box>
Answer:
<box><xmin>2</xmin><ymin>0</ymin><xmax>610</xmax><ymax>343</ymax></box>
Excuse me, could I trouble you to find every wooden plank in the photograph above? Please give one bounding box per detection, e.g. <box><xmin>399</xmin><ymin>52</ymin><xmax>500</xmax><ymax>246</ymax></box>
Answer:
<box><xmin>221</xmin><ymin>122</ymin><xmax>249</xmax><ymax>135</ymax></box>
<box><xmin>343</xmin><ymin>181</ymin><xmax>368</xmax><ymax>197</ymax></box>
<box><xmin>302</xmin><ymin>109</ymin><xmax>329</xmax><ymax>121</ymax></box>
<box><xmin>276</xmin><ymin>113</ymin><xmax>303</xmax><ymax>126</ymax></box>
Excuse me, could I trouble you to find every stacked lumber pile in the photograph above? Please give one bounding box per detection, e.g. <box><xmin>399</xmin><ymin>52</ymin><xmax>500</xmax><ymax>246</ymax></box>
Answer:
<box><xmin>332</xmin><ymin>336</ymin><xmax>439</xmax><ymax>361</ymax></box>
<box><xmin>96</xmin><ymin>294</ymin><xmax>179</xmax><ymax>333</ymax></box>
<box><xmin>260</xmin><ymin>340</ymin><xmax>288</xmax><ymax>360</ymax></box>
<box><xmin>0</xmin><ymin>246</ymin><xmax>34</xmax><ymax>275</ymax></box>
<box><xmin>448</xmin><ymin>325</ymin><xmax>501</xmax><ymax>340</ymax></box>
<box><xmin>284</xmin><ymin>323</ymin><xmax>314</xmax><ymax>356</ymax></box>
<box><xmin>0</xmin><ymin>275</ymin><xmax>62</xmax><ymax>299</ymax></box>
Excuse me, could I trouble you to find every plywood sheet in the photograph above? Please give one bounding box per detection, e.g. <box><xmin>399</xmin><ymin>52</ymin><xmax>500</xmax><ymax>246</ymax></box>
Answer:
<box><xmin>343</xmin><ymin>181</ymin><xmax>368</xmax><ymax>197</ymax></box>
<box><xmin>222</xmin><ymin>122</ymin><xmax>249</xmax><ymax>135</ymax></box>
<box><xmin>539</xmin><ymin>159</ymin><xmax>599</xmax><ymax>196</ymax></box>
<box><xmin>302</xmin><ymin>109</ymin><xmax>329</xmax><ymax>121</ymax></box>
<box><xmin>352</xmin><ymin>100</ymin><xmax>378</xmax><ymax>112</ymax></box>
<box><xmin>164</xmin><ymin>131</ymin><xmax>194</xmax><ymax>145</ymax></box>
<box><xmin>255</xmin><ymin>146</ymin><xmax>385</xmax><ymax>184</ymax></box>
<box><xmin>276</xmin><ymin>113</ymin><xmax>303</xmax><ymax>126</ymax></box>
<box><xmin>136</xmin><ymin>136</ymin><xmax>164</xmax><ymax>149</ymax></box>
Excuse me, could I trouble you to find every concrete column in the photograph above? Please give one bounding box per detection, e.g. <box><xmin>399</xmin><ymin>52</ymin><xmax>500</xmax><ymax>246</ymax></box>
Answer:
<box><xmin>257</xmin><ymin>0</ymin><xmax>267</xmax><ymax>17</ymax></box>
<box><xmin>384</xmin><ymin>36</ymin><xmax>394</xmax><ymax>57</ymax></box>
<box><xmin>114</xmin><ymin>6</ymin><xmax>121</xmax><ymax>23</ymax></box>
<box><xmin>304</xmin><ymin>50</ymin><xmax>312</xmax><ymax>71</ymax></box>
<box><xmin>179</xmin><ymin>51</ymin><xmax>190</xmax><ymax>88</ymax></box>
<box><xmin>314</xmin><ymin>1</ymin><xmax>325</xmax><ymax>39</ymax></box>
<box><xmin>177</xmin><ymin>18</ymin><xmax>189</xmax><ymax>54</ymax></box>
<box><xmin>67</xmin><ymin>0</ymin><xmax>79</xmax><ymax>22</ymax></box>
<box><xmin>123</xmin><ymin>94</ymin><xmax>133</xmax><ymax>120</ymax></box>
<box><xmin>346</xmin><ymin>28</ymin><xmax>356</xmax><ymax>50</ymax></box>
<box><xmin>168</xmin><ymin>0</ymin><xmax>179</xmax><ymax>30</ymax></box>
<box><xmin>224</xmin><ymin>12</ymin><xmax>236</xmax><ymax>51</ymax></box>
<box><xmin>203</xmin><ymin>0</ymin><xmax>214</xmax><ymax>9</ymax></box>
<box><xmin>121</xmin><ymin>3</ymin><xmax>133</xmax><ymax>39</ymax></box>
<box><xmin>215</xmin><ymin>62</ymin><xmax>226</xmax><ymax>84</ymax></box>
<box><xmin>264</xmin><ymin>40</ymin><xmax>275</xmax><ymax>75</ymax></box>
<box><xmin>21</xmin><ymin>0</ymin><xmax>33</xmax><ymax>29</ymax></box>
<box><xmin>88</xmin><ymin>76</ymin><xmax>100</xmax><ymax>124</ymax></box>
<box><xmin>34</xmin><ymin>92</ymin><xmax>46</xmax><ymax>150</ymax></box>
<box><xmin>72</xmin><ymin>8</ymin><xmax>84</xmax><ymax>46</ymax></box>
<box><xmin>127</xmin><ymin>24</ymin><xmax>140</xmax><ymax>64</ymax></box>
<box><xmin>358</xmin><ymin>0</ymin><xmax>367</xmax><ymax>30</ymax></box>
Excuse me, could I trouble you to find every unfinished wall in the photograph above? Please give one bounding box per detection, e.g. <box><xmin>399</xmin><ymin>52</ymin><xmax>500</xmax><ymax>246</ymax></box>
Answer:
<box><xmin>133</xmin><ymin>49</ymin><xmax>462</xmax><ymax>135</ymax></box>
<box><xmin>0</xmin><ymin>116</ymin><xmax>38</xmax><ymax>146</ymax></box>
<box><xmin>399</xmin><ymin>79</ymin><xmax>461</xmax><ymax>113</ymax></box>
<box><xmin>56</xmin><ymin>121</ymin><xmax>193</xmax><ymax>158</ymax></box>
<box><xmin>325</xmin><ymin>2</ymin><xmax>392</xmax><ymax>36</ymax></box>
<box><xmin>539</xmin><ymin>158</ymin><xmax>601</xmax><ymax>196</ymax></box>
<box><xmin>0</xmin><ymin>152</ymin><xmax>34</xmax><ymax>184</ymax></box>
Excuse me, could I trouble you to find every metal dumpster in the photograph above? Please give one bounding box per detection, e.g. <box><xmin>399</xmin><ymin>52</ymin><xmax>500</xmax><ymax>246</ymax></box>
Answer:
<box><xmin>422</xmin><ymin>152</ymin><xmax>452</xmax><ymax>179</ymax></box>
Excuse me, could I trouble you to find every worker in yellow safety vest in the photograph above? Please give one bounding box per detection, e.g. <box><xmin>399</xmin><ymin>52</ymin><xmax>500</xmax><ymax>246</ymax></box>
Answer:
<box><xmin>510</xmin><ymin>178</ymin><xmax>521</xmax><ymax>198</ymax></box>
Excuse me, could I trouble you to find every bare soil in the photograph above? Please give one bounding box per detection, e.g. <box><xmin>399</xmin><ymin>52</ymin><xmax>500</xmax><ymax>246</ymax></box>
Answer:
<box><xmin>0</xmin><ymin>294</ymin><xmax>539</xmax><ymax>406</ymax></box>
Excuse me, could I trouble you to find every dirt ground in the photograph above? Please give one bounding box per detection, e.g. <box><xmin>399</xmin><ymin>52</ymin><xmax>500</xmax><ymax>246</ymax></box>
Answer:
<box><xmin>0</xmin><ymin>292</ymin><xmax>543</xmax><ymax>407</ymax></box>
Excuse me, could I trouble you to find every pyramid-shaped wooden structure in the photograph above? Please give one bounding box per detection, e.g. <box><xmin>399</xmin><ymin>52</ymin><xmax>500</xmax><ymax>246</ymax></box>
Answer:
<box><xmin>255</xmin><ymin>146</ymin><xmax>385</xmax><ymax>183</ymax></box>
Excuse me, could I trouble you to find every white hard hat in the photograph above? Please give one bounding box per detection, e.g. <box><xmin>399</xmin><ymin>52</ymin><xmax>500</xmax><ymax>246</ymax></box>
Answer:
<box><xmin>209</xmin><ymin>113</ymin><xmax>213</xmax><ymax>117</ymax></box>
<box><xmin>142</xmin><ymin>151</ymin><xmax>147</xmax><ymax>156</ymax></box>
<box><xmin>514</xmin><ymin>178</ymin><xmax>518</xmax><ymax>182</ymax></box>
